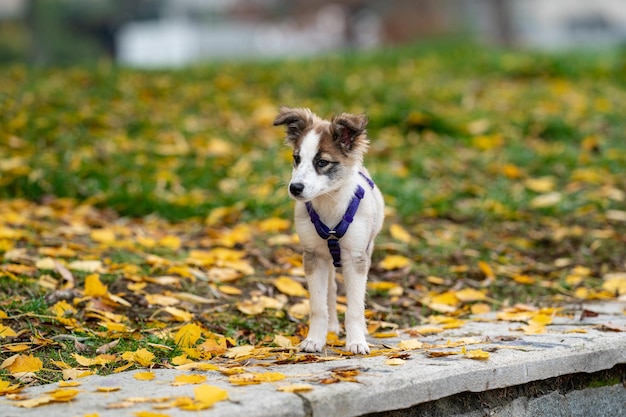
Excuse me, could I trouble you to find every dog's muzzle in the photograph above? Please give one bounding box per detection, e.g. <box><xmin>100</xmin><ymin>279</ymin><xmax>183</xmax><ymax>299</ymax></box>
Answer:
<box><xmin>289</xmin><ymin>182</ymin><xmax>305</xmax><ymax>197</ymax></box>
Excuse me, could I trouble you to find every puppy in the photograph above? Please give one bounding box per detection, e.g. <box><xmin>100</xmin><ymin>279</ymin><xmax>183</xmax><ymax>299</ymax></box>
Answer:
<box><xmin>274</xmin><ymin>107</ymin><xmax>384</xmax><ymax>354</ymax></box>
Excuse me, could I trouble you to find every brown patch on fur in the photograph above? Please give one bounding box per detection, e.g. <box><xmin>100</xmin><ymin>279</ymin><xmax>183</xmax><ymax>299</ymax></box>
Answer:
<box><xmin>274</xmin><ymin>107</ymin><xmax>370</xmax><ymax>166</ymax></box>
<box><xmin>273</xmin><ymin>107</ymin><xmax>318</xmax><ymax>148</ymax></box>
<box><xmin>303</xmin><ymin>250</ymin><xmax>318</xmax><ymax>275</ymax></box>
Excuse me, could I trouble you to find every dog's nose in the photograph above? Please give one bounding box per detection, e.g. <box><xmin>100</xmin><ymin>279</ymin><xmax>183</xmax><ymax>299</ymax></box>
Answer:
<box><xmin>289</xmin><ymin>183</ymin><xmax>305</xmax><ymax>196</ymax></box>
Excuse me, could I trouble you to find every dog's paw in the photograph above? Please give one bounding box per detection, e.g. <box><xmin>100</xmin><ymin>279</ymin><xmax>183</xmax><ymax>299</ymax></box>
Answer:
<box><xmin>299</xmin><ymin>339</ymin><xmax>325</xmax><ymax>353</ymax></box>
<box><xmin>346</xmin><ymin>341</ymin><xmax>370</xmax><ymax>355</ymax></box>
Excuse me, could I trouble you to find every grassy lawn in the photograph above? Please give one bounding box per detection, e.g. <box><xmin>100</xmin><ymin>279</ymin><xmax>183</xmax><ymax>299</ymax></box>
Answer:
<box><xmin>1</xmin><ymin>41</ymin><xmax>625</xmax><ymax>385</ymax></box>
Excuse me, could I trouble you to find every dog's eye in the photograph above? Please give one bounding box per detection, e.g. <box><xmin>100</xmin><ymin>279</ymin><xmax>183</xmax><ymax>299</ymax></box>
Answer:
<box><xmin>317</xmin><ymin>159</ymin><xmax>330</xmax><ymax>168</ymax></box>
<box><xmin>293</xmin><ymin>155</ymin><xmax>301</xmax><ymax>165</ymax></box>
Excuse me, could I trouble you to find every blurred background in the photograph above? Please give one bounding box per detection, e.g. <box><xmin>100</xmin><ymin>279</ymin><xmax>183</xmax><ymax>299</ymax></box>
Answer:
<box><xmin>1</xmin><ymin>0</ymin><xmax>626</xmax><ymax>68</ymax></box>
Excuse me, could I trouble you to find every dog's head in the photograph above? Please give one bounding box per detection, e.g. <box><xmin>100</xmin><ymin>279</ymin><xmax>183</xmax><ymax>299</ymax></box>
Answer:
<box><xmin>274</xmin><ymin>107</ymin><xmax>369</xmax><ymax>201</ymax></box>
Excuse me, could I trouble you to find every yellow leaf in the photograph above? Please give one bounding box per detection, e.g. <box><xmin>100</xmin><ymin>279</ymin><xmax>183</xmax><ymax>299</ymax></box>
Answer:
<box><xmin>471</xmin><ymin>303</ymin><xmax>491</xmax><ymax>315</ymax></box>
<box><xmin>122</xmin><ymin>348</ymin><xmax>155</xmax><ymax>367</ymax></box>
<box><xmin>69</xmin><ymin>260</ymin><xmax>104</xmax><ymax>273</ymax></box>
<box><xmin>72</xmin><ymin>353</ymin><xmax>116</xmax><ymax>367</ymax></box>
<box><xmin>430</xmin><ymin>291</ymin><xmax>459</xmax><ymax>306</ymax></box>
<box><xmin>193</xmin><ymin>384</ymin><xmax>229</xmax><ymax>407</ymax></box>
<box><xmin>0</xmin><ymin>354</ymin><xmax>43</xmax><ymax>374</ymax></box>
<box><xmin>84</xmin><ymin>274</ymin><xmax>108</xmax><ymax>297</ymax></box>
<box><xmin>372</xmin><ymin>332</ymin><xmax>398</xmax><ymax>339</ymax></box>
<box><xmin>274</xmin><ymin>276</ymin><xmax>308</xmax><ymax>297</ymax></box>
<box><xmin>0</xmin><ymin>324</ymin><xmax>17</xmax><ymax>338</ymax></box>
<box><xmin>198</xmin><ymin>338</ymin><xmax>228</xmax><ymax>356</ymax></box>
<box><xmin>223</xmin><ymin>345</ymin><xmax>255</xmax><ymax>359</ymax></box>
<box><xmin>97</xmin><ymin>386</ymin><xmax>121</xmax><ymax>392</ymax></box>
<box><xmin>48</xmin><ymin>388</ymin><xmax>80</xmax><ymax>401</ymax></box>
<box><xmin>162</xmin><ymin>306</ymin><xmax>194</xmax><ymax>322</ymax></box>
<box><xmin>464</xmin><ymin>348</ymin><xmax>490</xmax><ymax>360</ymax></box>
<box><xmin>58</xmin><ymin>380</ymin><xmax>81</xmax><ymax>387</ymax></box>
<box><xmin>368</xmin><ymin>281</ymin><xmax>401</xmax><ymax>292</ymax></box>
<box><xmin>91</xmin><ymin>229</ymin><xmax>116</xmax><ymax>244</ymax></box>
<box><xmin>512</xmin><ymin>274</ymin><xmax>535</xmax><ymax>285</ymax></box>
<box><xmin>253</xmin><ymin>372</ymin><xmax>286</xmax><ymax>383</ymax></box>
<box><xmin>50</xmin><ymin>300</ymin><xmax>77</xmax><ymax>317</ymax></box>
<box><xmin>478</xmin><ymin>261</ymin><xmax>495</xmax><ymax>279</ymax></box>
<box><xmin>426</xmin><ymin>276</ymin><xmax>446</xmax><ymax>285</ymax></box>
<box><xmin>145</xmin><ymin>294</ymin><xmax>180</xmax><ymax>307</ymax></box>
<box><xmin>406</xmin><ymin>325</ymin><xmax>443</xmax><ymax>336</ymax></box>
<box><xmin>378</xmin><ymin>255</ymin><xmax>411</xmax><ymax>270</ymax></box>
<box><xmin>389</xmin><ymin>224</ymin><xmax>412</xmax><ymax>243</ymax></box>
<box><xmin>273</xmin><ymin>334</ymin><xmax>294</xmax><ymax>348</ymax></box>
<box><xmin>174</xmin><ymin>323</ymin><xmax>203</xmax><ymax>348</ymax></box>
<box><xmin>472</xmin><ymin>133</ymin><xmax>503</xmax><ymax>150</ymax></box>
<box><xmin>276</xmin><ymin>383</ymin><xmax>313</xmax><ymax>393</ymax></box>
<box><xmin>228</xmin><ymin>372</ymin><xmax>286</xmax><ymax>385</ymax></box>
<box><xmin>454</xmin><ymin>288</ymin><xmax>487</xmax><ymax>303</ymax></box>
<box><xmin>133</xmin><ymin>372</ymin><xmax>156</xmax><ymax>381</ymax></box>
<box><xmin>521</xmin><ymin>323</ymin><xmax>546</xmax><ymax>335</ymax></box>
<box><xmin>288</xmin><ymin>300</ymin><xmax>309</xmax><ymax>320</ymax></box>
<box><xmin>133</xmin><ymin>412</ymin><xmax>172</xmax><ymax>417</ymax></box>
<box><xmin>218</xmin><ymin>285</ymin><xmax>242</xmax><ymax>296</ymax></box>
<box><xmin>397</xmin><ymin>339</ymin><xmax>424</xmax><ymax>350</ymax></box>
<box><xmin>172</xmin><ymin>374</ymin><xmax>207</xmax><ymax>386</ymax></box>
<box><xmin>258</xmin><ymin>217</ymin><xmax>290</xmax><ymax>233</ymax></box>
<box><xmin>602</xmin><ymin>273</ymin><xmax>626</xmax><ymax>295</ymax></box>
<box><xmin>0</xmin><ymin>379</ymin><xmax>22</xmax><ymax>395</ymax></box>
<box><xmin>524</xmin><ymin>177</ymin><xmax>556</xmax><ymax>193</ymax></box>
<box><xmin>385</xmin><ymin>358</ymin><xmax>406</xmax><ymax>366</ymax></box>
<box><xmin>529</xmin><ymin>314</ymin><xmax>553</xmax><ymax>326</ymax></box>
<box><xmin>158</xmin><ymin>235</ymin><xmax>181</xmax><ymax>250</ymax></box>
<box><xmin>12</xmin><ymin>395</ymin><xmax>55</xmax><ymax>408</ymax></box>
<box><xmin>501</xmin><ymin>163</ymin><xmax>523</xmax><ymax>179</ymax></box>
<box><xmin>62</xmin><ymin>368</ymin><xmax>94</xmax><ymax>380</ymax></box>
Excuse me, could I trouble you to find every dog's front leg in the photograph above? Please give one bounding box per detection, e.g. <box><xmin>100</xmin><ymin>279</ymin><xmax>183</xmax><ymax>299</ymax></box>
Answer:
<box><xmin>343</xmin><ymin>252</ymin><xmax>370</xmax><ymax>354</ymax></box>
<box><xmin>300</xmin><ymin>250</ymin><xmax>331</xmax><ymax>352</ymax></box>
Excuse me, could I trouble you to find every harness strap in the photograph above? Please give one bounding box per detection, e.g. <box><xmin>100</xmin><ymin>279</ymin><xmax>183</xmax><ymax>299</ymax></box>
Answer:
<box><xmin>305</xmin><ymin>172</ymin><xmax>376</xmax><ymax>268</ymax></box>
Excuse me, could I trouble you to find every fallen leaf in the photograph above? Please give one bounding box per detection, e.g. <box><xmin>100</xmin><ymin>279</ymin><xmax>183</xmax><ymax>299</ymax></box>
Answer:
<box><xmin>193</xmin><ymin>384</ymin><xmax>229</xmax><ymax>407</ymax></box>
<box><xmin>96</xmin><ymin>386</ymin><xmax>121</xmax><ymax>392</ymax></box>
<box><xmin>274</xmin><ymin>276</ymin><xmax>308</xmax><ymax>297</ymax></box>
<box><xmin>397</xmin><ymin>339</ymin><xmax>424</xmax><ymax>350</ymax></box>
<box><xmin>277</xmin><ymin>383</ymin><xmax>313</xmax><ymax>393</ymax></box>
<box><xmin>1</xmin><ymin>354</ymin><xmax>43</xmax><ymax>374</ymax></box>
<box><xmin>389</xmin><ymin>224</ymin><xmax>413</xmax><ymax>243</ymax></box>
<box><xmin>463</xmin><ymin>347</ymin><xmax>490</xmax><ymax>360</ymax></box>
<box><xmin>378</xmin><ymin>255</ymin><xmax>411</xmax><ymax>270</ymax></box>
<box><xmin>172</xmin><ymin>374</ymin><xmax>207</xmax><ymax>386</ymax></box>
<box><xmin>174</xmin><ymin>323</ymin><xmax>203</xmax><ymax>348</ymax></box>
<box><xmin>133</xmin><ymin>372</ymin><xmax>156</xmax><ymax>381</ymax></box>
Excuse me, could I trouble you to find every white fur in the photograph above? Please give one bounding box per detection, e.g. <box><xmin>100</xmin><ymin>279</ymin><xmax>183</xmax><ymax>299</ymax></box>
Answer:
<box><xmin>290</xmin><ymin>137</ymin><xmax>384</xmax><ymax>355</ymax></box>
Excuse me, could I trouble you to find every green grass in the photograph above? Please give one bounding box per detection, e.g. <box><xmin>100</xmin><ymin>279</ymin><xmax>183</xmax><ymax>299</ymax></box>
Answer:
<box><xmin>1</xmin><ymin>41</ymin><xmax>625</xmax><ymax>223</ymax></box>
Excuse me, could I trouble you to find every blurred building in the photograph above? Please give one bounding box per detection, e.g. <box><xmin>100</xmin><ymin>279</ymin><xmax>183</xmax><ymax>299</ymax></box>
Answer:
<box><xmin>1</xmin><ymin>0</ymin><xmax>626</xmax><ymax>67</ymax></box>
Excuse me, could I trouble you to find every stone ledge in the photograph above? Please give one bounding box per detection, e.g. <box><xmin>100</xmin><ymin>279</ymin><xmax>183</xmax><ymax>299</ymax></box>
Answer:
<box><xmin>363</xmin><ymin>365</ymin><xmax>626</xmax><ymax>417</ymax></box>
<box><xmin>0</xmin><ymin>302</ymin><xmax>624</xmax><ymax>417</ymax></box>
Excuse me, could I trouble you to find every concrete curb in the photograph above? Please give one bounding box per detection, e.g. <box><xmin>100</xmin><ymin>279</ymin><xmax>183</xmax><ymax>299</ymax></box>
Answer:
<box><xmin>1</xmin><ymin>302</ymin><xmax>624</xmax><ymax>417</ymax></box>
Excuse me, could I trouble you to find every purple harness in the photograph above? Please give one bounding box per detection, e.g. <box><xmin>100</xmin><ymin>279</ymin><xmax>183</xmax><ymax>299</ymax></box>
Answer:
<box><xmin>305</xmin><ymin>172</ymin><xmax>376</xmax><ymax>268</ymax></box>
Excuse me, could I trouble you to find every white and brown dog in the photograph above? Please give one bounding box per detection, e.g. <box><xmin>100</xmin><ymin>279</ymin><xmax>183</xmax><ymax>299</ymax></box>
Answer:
<box><xmin>274</xmin><ymin>107</ymin><xmax>384</xmax><ymax>354</ymax></box>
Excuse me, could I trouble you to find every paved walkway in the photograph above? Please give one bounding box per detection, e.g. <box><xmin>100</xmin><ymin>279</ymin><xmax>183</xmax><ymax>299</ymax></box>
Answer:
<box><xmin>1</xmin><ymin>302</ymin><xmax>625</xmax><ymax>417</ymax></box>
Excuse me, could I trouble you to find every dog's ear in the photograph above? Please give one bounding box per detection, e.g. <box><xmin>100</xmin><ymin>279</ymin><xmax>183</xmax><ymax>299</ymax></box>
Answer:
<box><xmin>273</xmin><ymin>107</ymin><xmax>312</xmax><ymax>146</ymax></box>
<box><xmin>331</xmin><ymin>113</ymin><xmax>368</xmax><ymax>153</ymax></box>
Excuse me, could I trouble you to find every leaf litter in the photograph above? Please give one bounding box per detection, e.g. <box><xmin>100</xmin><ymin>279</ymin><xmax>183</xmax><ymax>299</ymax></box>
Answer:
<box><xmin>1</xmin><ymin>44</ymin><xmax>626</xmax><ymax>410</ymax></box>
